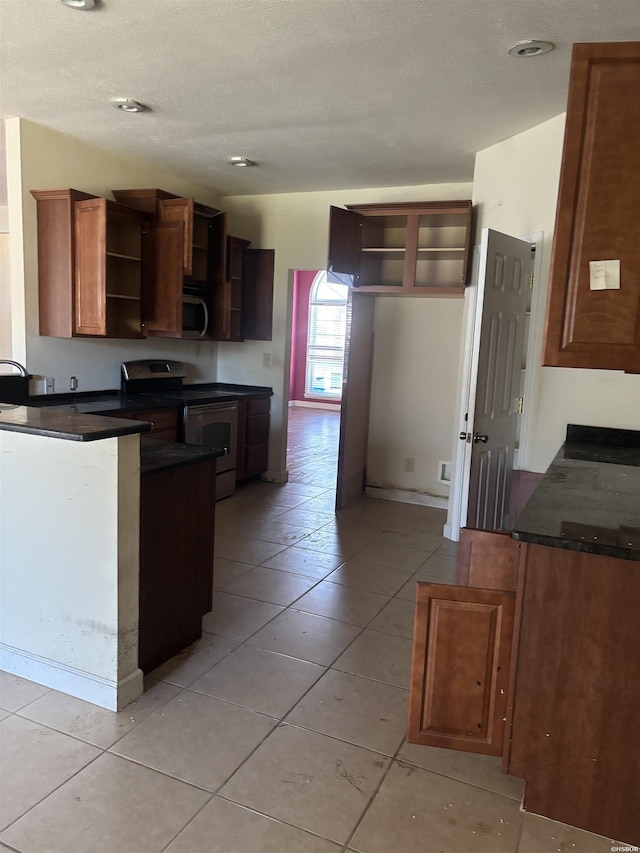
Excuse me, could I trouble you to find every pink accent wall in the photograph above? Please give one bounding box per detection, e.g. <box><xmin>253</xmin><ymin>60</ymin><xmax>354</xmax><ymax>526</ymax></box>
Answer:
<box><xmin>289</xmin><ymin>270</ymin><xmax>316</xmax><ymax>402</ymax></box>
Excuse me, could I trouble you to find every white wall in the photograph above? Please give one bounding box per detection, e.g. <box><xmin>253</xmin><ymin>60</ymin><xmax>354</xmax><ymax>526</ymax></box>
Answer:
<box><xmin>368</xmin><ymin>297</ymin><xmax>463</xmax><ymax>497</ymax></box>
<box><xmin>7</xmin><ymin>118</ymin><xmax>223</xmax><ymax>392</ymax></box>
<box><xmin>0</xmin><ymin>430</ymin><xmax>142</xmax><ymax>710</ymax></box>
<box><xmin>473</xmin><ymin>114</ymin><xmax>640</xmax><ymax>472</ymax></box>
<box><xmin>221</xmin><ymin>182</ymin><xmax>472</xmax><ymax>484</ymax></box>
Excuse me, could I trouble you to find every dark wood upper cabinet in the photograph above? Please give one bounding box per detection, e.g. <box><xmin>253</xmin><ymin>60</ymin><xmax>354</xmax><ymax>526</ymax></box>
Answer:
<box><xmin>74</xmin><ymin>198</ymin><xmax>147</xmax><ymax>339</ymax></box>
<box><xmin>112</xmin><ymin>188</ymin><xmax>226</xmax><ymax>287</ymax></box>
<box><xmin>543</xmin><ymin>42</ymin><xmax>640</xmax><ymax>373</ymax></box>
<box><xmin>31</xmin><ymin>188</ymin><xmax>96</xmax><ymax>338</ymax></box>
<box><xmin>242</xmin><ymin>248</ymin><xmax>275</xmax><ymax>341</ymax></box>
<box><xmin>328</xmin><ymin>200</ymin><xmax>472</xmax><ymax>296</ymax></box>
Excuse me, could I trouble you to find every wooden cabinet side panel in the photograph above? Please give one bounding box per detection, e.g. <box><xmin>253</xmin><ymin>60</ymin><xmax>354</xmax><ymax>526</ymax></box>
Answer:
<box><xmin>159</xmin><ymin>197</ymin><xmax>194</xmax><ymax>275</ymax></box>
<box><xmin>139</xmin><ymin>459</ymin><xmax>215</xmax><ymax>673</ymax></box>
<box><xmin>74</xmin><ymin>199</ymin><xmax>107</xmax><ymax>336</ymax></box>
<box><xmin>457</xmin><ymin>528</ymin><xmax>519</xmax><ymax>591</ymax></box>
<box><xmin>544</xmin><ymin>43</ymin><xmax>640</xmax><ymax>371</ymax></box>
<box><xmin>242</xmin><ymin>249</ymin><xmax>274</xmax><ymax>340</ymax></box>
<box><xmin>509</xmin><ymin>544</ymin><xmax>640</xmax><ymax>842</ymax></box>
<box><xmin>142</xmin><ymin>221</ymin><xmax>184</xmax><ymax>336</ymax></box>
<box><xmin>408</xmin><ymin>583</ymin><xmax>514</xmax><ymax>755</ymax></box>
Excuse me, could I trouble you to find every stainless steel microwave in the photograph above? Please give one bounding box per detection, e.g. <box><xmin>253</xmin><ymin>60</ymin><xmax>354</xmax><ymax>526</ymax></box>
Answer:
<box><xmin>182</xmin><ymin>294</ymin><xmax>209</xmax><ymax>338</ymax></box>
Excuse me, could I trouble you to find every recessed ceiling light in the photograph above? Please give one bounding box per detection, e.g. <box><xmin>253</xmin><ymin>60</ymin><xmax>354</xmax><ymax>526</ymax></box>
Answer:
<box><xmin>111</xmin><ymin>98</ymin><xmax>148</xmax><ymax>113</ymax></box>
<box><xmin>508</xmin><ymin>40</ymin><xmax>555</xmax><ymax>57</ymax></box>
<box><xmin>60</xmin><ymin>0</ymin><xmax>95</xmax><ymax>9</ymax></box>
<box><xmin>228</xmin><ymin>156</ymin><xmax>256</xmax><ymax>168</ymax></box>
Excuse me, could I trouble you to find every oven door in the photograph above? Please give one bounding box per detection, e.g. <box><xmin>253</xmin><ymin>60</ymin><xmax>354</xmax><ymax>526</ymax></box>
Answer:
<box><xmin>183</xmin><ymin>402</ymin><xmax>238</xmax><ymax>499</ymax></box>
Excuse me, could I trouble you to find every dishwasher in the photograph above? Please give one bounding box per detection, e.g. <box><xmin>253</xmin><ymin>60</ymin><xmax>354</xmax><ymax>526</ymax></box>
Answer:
<box><xmin>182</xmin><ymin>400</ymin><xmax>238</xmax><ymax>500</ymax></box>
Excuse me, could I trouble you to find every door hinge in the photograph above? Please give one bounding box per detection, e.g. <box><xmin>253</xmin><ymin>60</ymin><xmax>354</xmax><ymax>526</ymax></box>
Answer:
<box><xmin>528</xmin><ymin>273</ymin><xmax>534</xmax><ymax>290</ymax></box>
<box><xmin>516</xmin><ymin>397</ymin><xmax>524</xmax><ymax>414</ymax></box>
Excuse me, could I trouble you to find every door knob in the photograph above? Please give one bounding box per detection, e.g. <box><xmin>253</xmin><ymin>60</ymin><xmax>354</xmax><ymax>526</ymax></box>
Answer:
<box><xmin>473</xmin><ymin>433</ymin><xmax>489</xmax><ymax>443</ymax></box>
<box><xmin>459</xmin><ymin>431</ymin><xmax>468</xmax><ymax>440</ymax></box>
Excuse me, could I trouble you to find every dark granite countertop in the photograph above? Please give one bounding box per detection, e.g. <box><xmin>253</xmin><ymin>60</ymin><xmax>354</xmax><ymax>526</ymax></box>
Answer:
<box><xmin>15</xmin><ymin>383</ymin><xmax>273</xmax><ymax>415</ymax></box>
<box><xmin>0</xmin><ymin>404</ymin><xmax>150</xmax><ymax>441</ymax></box>
<box><xmin>140</xmin><ymin>437</ymin><xmax>225</xmax><ymax>474</ymax></box>
<box><xmin>512</xmin><ymin>426</ymin><xmax>640</xmax><ymax>561</ymax></box>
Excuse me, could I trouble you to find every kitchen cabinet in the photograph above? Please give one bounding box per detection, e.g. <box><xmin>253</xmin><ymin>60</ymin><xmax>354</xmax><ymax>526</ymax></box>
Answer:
<box><xmin>507</xmin><ymin>542</ymin><xmax>640</xmax><ymax>843</ymax></box>
<box><xmin>407</xmin><ymin>528</ymin><xmax>519</xmax><ymax>755</ymax></box>
<box><xmin>139</xmin><ymin>445</ymin><xmax>216</xmax><ymax>673</ymax></box>
<box><xmin>543</xmin><ymin>42</ymin><xmax>640</xmax><ymax>372</ymax></box>
<box><xmin>109</xmin><ymin>407</ymin><xmax>180</xmax><ymax>442</ymax></box>
<box><xmin>112</xmin><ymin>189</ymin><xmax>274</xmax><ymax>342</ymax></box>
<box><xmin>112</xmin><ymin>187</ymin><xmax>226</xmax><ymax>340</ymax></box>
<box><xmin>328</xmin><ymin>200</ymin><xmax>472</xmax><ymax>295</ymax></box>
<box><xmin>236</xmin><ymin>394</ymin><xmax>270</xmax><ymax>482</ymax></box>
<box><xmin>31</xmin><ymin>190</ymin><xmax>183</xmax><ymax>339</ymax></box>
<box><xmin>112</xmin><ymin>188</ymin><xmax>226</xmax><ymax>284</ymax></box>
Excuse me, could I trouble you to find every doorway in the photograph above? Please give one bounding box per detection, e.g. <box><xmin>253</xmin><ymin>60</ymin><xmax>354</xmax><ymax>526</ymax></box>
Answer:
<box><xmin>287</xmin><ymin>270</ymin><xmax>347</xmax><ymax>491</ymax></box>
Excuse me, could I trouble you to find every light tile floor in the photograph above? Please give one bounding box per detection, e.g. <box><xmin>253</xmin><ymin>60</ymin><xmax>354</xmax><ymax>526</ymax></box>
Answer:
<box><xmin>0</xmin><ymin>408</ymin><xmax>626</xmax><ymax>852</ymax></box>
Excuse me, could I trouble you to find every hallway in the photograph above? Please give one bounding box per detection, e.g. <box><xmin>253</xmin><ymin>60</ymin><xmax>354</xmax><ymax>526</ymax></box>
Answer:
<box><xmin>0</xmin><ymin>409</ymin><xmax>620</xmax><ymax>852</ymax></box>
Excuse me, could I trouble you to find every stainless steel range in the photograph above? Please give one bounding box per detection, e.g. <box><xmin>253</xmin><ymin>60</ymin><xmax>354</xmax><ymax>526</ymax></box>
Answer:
<box><xmin>121</xmin><ymin>360</ymin><xmax>239</xmax><ymax>500</ymax></box>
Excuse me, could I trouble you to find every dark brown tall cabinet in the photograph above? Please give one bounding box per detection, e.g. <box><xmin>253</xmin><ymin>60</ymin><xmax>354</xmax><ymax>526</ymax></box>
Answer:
<box><xmin>543</xmin><ymin>42</ymin><xmax>640</xmax><ymax>373</ymax></box>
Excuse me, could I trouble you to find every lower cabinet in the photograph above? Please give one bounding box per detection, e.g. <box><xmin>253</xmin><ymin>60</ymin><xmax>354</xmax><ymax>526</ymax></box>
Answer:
<box><xmin>408</xmin><ymin>583</ymin><xmax>515</xmax><ymax>755</ymax></box>
<box><xmin>121</xmin><ymin>407</ymin><xmax>180</xmax><ymax>442</ymax></box>
<box><xmin>236</xmin><ymin>394</ymin><xmax>271</xmax><ymax>482</ymax></box>
<box><xmin>408</xmin><ymin>529</ymin><xmax>521</xmax><ymax>755</ymax></box>
<box><xmin>139</xmin><ymin>454</ymin><xmax>215</xmax><ymax>673</ymax></box>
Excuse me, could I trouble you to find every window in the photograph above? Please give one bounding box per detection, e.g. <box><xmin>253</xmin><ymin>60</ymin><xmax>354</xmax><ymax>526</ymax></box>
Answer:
<box><xmin>305</xmin><ymin>271</ymin><xmax>348</xmax><ymax>401</ymax></box>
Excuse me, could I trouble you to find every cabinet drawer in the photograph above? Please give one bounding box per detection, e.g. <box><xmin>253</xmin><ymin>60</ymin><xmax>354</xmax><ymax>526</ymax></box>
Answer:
<box><xmin>130</xmin><ymin>408</ymin><xmax>180</xmax><ymax>432</ymax></box>
<box><xmin>246</xmin><ymin>396</ymin><xmax>270</xmax><ymax>415</ymax></box>
<box><xmin>457</xmin><ymin>528</ymin><xmax>520</xmax><ymax>592</ymax></box>
<box><xmin>246</xmin><ymin>412</ymin><xmax>270</xmax><ymax>445</ymax></box>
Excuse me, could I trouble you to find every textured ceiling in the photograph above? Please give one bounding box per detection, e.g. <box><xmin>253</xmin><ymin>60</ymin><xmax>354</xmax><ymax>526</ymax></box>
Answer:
<box><xmin>1</xmin><ymin>0</ymin><xmax>639</xmax><ymax>196</ymax></box>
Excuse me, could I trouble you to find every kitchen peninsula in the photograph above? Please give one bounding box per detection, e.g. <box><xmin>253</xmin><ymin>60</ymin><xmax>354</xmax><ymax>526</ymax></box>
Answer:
<box><xmin>0</xmin><ymin>405</ymin><xmax>222</xmax><ymax>711</ymax></box>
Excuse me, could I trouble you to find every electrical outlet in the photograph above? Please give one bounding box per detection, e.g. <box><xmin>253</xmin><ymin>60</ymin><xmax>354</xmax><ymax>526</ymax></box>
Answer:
<box><xmin>404</xmin><ymin>457</ymin><xmax>415</xmax><ymax>473</ymax></box>
<box><xmin>70</xmin><ymin>376</ymin><xmax>78</xmax><ymax>391</ymax></box>
<box><xmin>263</xmin><ymin>352</ymin><xmax>272</xmax><ymax>367</ymax></box>
<box><xmin>44</xmin><ymin>377</ymin><xmax>55</xmax><ymax>394</ymax></box>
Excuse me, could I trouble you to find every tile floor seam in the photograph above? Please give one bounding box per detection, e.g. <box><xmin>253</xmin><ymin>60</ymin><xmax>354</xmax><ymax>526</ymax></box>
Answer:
<box><xmin>0</xmin><ymin>741</ymin><xmax>105</xmax><ymax>836</ymax></box>
<box><xmin>392</xmin><ymin>753</ymin><xmax>527</xmax><ymax>803</ymax></box>
<box><xmin>340</xmin><ymin>735</ymin><xmax>404</xmax><ymax>851</ymax></box>
<box><xmin>158</xmin><ymin>791</ymin><xmax>216</xmax><ymax>853</ymax></box>
<box><xmin>212</xmin><ymin>794</ymin><xmax>353</xmax><ymax>848</ymax></box>
<box><xmin>102</xmin><ymin>748</ymin><xmax>233</xmax><ymax>797</ymax></box>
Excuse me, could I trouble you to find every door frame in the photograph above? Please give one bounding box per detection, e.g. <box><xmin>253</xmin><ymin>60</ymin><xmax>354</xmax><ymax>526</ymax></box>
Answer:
<box><xmin>445</xmin><ymin>231</ymin><xmax>544</xmax><ymax>541</ymax></box>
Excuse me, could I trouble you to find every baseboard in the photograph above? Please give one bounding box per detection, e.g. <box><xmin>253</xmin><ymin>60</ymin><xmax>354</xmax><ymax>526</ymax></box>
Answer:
<box><xmin>443</xmin><ymin>522</ymin><xmax>458</xmax><ymax>541</ymax></box>
<box><xmin>262</xmin><ymin>469</ymin><xmax>289</xmax><ymax>484</ymax></box>
<box><xmin>289</xmin><ymin>401</ymin><xmax>341</xmax><ymax>411</ymax></box>
<box><xmin>0</xmin><ymin>644</ymin><xmax>143</xmax><ymax>711</ymax></box>
<box><xmin>364</xmin><ymin>486</ymin><xmax>449</xmax><ymax>510</ymax></box>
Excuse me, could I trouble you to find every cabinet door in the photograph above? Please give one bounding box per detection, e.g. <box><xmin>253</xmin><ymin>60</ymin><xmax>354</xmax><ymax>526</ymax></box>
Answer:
<box><xmin>543</xmin><ymin>42</ymin><xmax>640</xmax><ymax>372</ymax></box>
<box><xmin>327</xmin><ymin>206</ymin><xmax>362</xmax><ymax>280</ymax></box>
<box><xmin>74</xmin><ymin>198</ymin><xmax>107</xmax><ymax>336</ymax></box>
<box><xmin>408</xmin><ymin>583</ymin><xmax>515</xmax><ymax>755</ymax></box>
<box><xmin>31</xmin><ymin>188</ymin><xmax>97</xmax><ymax>338</ymax></box>
<box><xmin>242</xmin><ymin>248</ymin><xmax>275</xmax><ymax>340</ymax></box>
<box><xmin>457</xmin><ymin>528</ymin><xmax>520</xmax><ymax>591</ymax></box>
<box><xmin>159</xmin><ymin>197</ymin><xmax>194</xmax><ymax>275</ymax></box>
<box><xmin>141</xmin><ymin>221</ymin><xmax>184</xmax><ymax>337</ymax></box>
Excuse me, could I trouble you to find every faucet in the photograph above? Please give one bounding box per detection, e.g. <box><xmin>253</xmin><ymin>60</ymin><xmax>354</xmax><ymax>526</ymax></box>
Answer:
<box><xmin>0</xmin><ymin>360</ymin><xmax>29</xmax><ymax>377</ymax></box>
